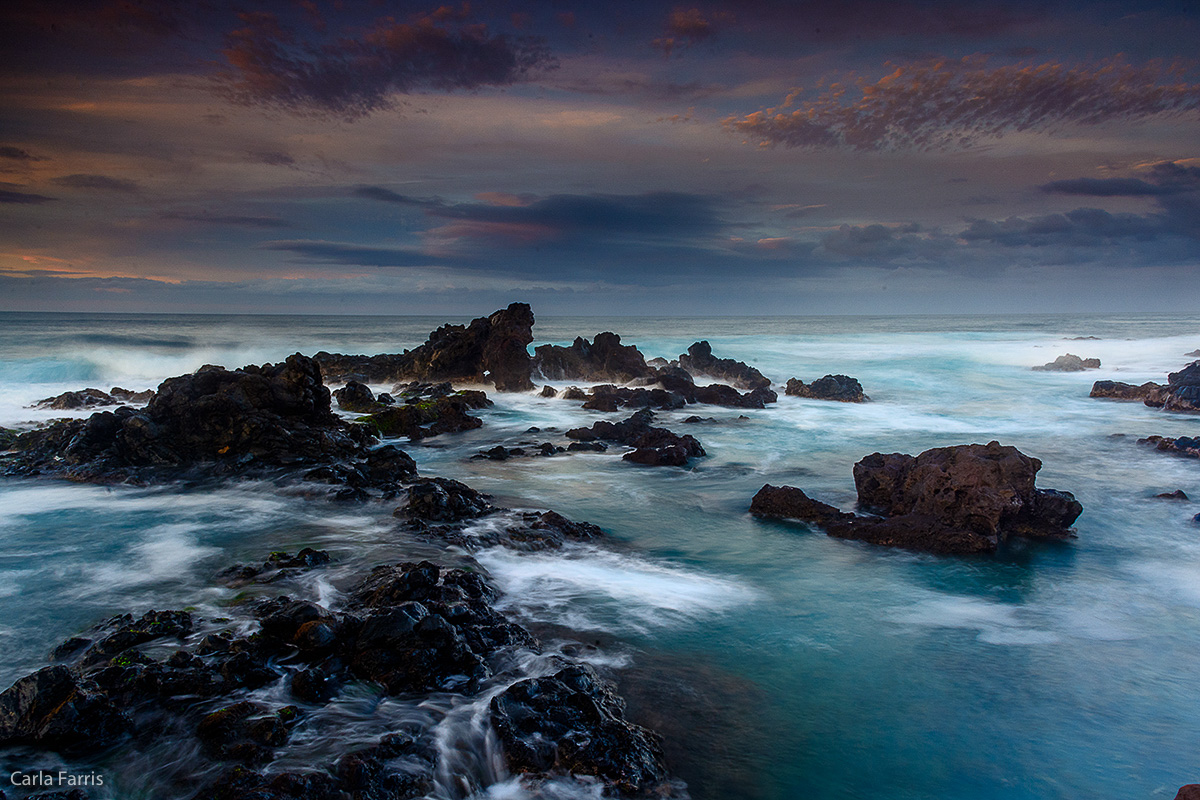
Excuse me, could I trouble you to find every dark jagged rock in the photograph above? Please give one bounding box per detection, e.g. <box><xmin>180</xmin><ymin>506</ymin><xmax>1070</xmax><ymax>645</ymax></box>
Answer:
<box><xmin>566</xmin><ymin>409</ymin><xmax>705</xmax><ymax>467</ymax></box>
<box><xmin>332</xmin><ymin>380</ymin><xmax>379</xmax><ymax>413</ymax></box>
<box><xmin>1138</xmin><ymin>435</ymin><xmax>1200</xmax><ymax>459</ymax></box>
<box><xmin>401</xmin><ymin>478</ymin><xmax>494</xmax><ymax>521</ymax></box>
<box><xmin>357</xmin><ymin>387</ymin><xmax>489</xmax><ymax>440</ymax></box>
<box><xmin>1156</xmin><ymin>490</ymin><xmax>1190</xmax><ymax>500</ymax></box>
<box><xmin>217</xmin><ymin>548</ymin><xmax>332</xmax><ymax>586</ymax></box>
<box><xmin>195</xmin><ymin>700</ymin><xmax>297</xmax><ymax>763</ymax></box>
<box><xmin>582</xmin><ymin>384</ymin><xmax>689</xmax><ymax>411</ymax></box>
<box><xmin>422</xmin><ymin>510</ymin><xmax>604</xmax><ymax>552</ymax></box>
<box><xmin>33</xmin><ymin>388</ymin><xmax>116</xmax><ymax>410</ymax></box>
<box><xmin>473</xmin><ymin>443</ymin><xmax>563</xmax><ymax>461</ymax></box>
<box><xmin>315</xmin><ymin>303</ymin><xmax>535</xmax><ymax>391</ymax></box>
<box><xmin>1187</xmin><ymin>350</ymin><xmax>1200</xmax><ymax>358</ymax></box>
<box><xmin>693</xmin><ymin>383</ymin><xmax>776</xmax><ymax>409</ymax></box>
<box><xmin>751</xmin><ymin>441</ymin><xmax>1082</xmax><ymax>554</ymax></box>
<box><xmin>1175</xmin><ymin>786</ymin><xmax>1200</xmax><ymax>800</ymax></box>
<box><xmin>785</xmin><ymin>375</ymin><xmax>867</xmax><ymax>402</ymax></box>
<box><xmin>533</xmin><ymin>332</ymin><xmax>655</xmax><ymax>383</ymax></box>
<box><xmin>74</xmin><ymin>609</ymin><xmax>193</xmax><ymax>668</ymax></box>
<box><xmin>1090</xmin><ymin>380</ymin><xmax>1161</xmax><ymax>400</ymax></box>
<box><xmin>1032</xmin><ymin>353</ymin><xmax>1100</xmax><ymax>371</ymax></box>
<box><xmin>567</xmin><ymin>441</ymin><xmax>607</xmax><ymax>452</ymax></box>
<box><xmin>1144</xmin><ymin>360</ymin><xmax>1200</xmax><ymax>413</ymax></box>
<box><xmin>539</xmin><ymin>385</ymin><xmax>557</xmax><ymax>398</ymax></box>
<box><xmin>677</xmin><ymin>341</ymin><xmax>771</xmax><ymax>390</ymax></box>
<box><xmin>490</xmin><ymin>664</ymin><xmax>673</xmax><ymax>797</ymax></box>
<box><xmin>0</xmin><ymin>666</ymin><xmax>130</xmax><ymax>751</ymax></box>
<box><xmin>8</xmin><ymin>354</ymin><xmax>373</xmax><ymax>482</ymax></box>
<box><xmin>196</xmin><ymin>767</ymin><xmax>341</xmax><ymax>800</ymax></box>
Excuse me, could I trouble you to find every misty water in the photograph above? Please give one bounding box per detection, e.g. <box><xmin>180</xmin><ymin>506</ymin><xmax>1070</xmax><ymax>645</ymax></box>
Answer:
<box><xmin>1</xmin><ymin>311</ymin><xmax>1198</xmax><ymax>799</ymax></box>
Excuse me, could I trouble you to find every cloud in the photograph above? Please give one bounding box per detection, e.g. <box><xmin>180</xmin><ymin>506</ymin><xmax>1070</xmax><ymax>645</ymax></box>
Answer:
<box><xmin>726</xmin><ymin>57</ymin><xmax>1200</xmax><ymax>151</ymax></box>
<box><xmin>1039</xmin><ymin>177</ymin><xmax>1178</xmax><ymax>196</ymax></box>
<box><xmin>219</xmin><ymin>8</ymin><xmax>554</xmax><ymax>119</ymax></box>
<box><xmin>351</xmin><ymin>186</ymin><xmax>430</xmax><ymax>206</ymax></box>
<box><xmin>0</xmin><ymin>188</ymin><xmax>55</xmax><ymax>204</ymax></box>
<box><xmin>261</xmin><ymin>239</ymin><xmax>442</xmax><ymax>268</ymax></box>
<box><xmin>0</xmin><ymin>146</ymin><xmax>45</xmax><ymax>161</ymax></box>
<box><xmin>160</xmin><ymin>212</ymin><xmax>288</xmax><ymax>228</ymax></box>
<box><xmin>248</xmin><ymin>151</ymin><xmax>296</xmax><ymax>167</ymax></box>
<box><xmin>652</xmin><ymin>8</ymin><xmax>724</xmax><ymax>56</ymax></box>
<box><xmin>960</xmin><ymin>208</ymin><xmax>1163</xmax><ymax>247</ymax></box>
<box><xmin>51</xmin><ymin>173</ymin><xmax>139</xmax><ymax>191</ymax></box>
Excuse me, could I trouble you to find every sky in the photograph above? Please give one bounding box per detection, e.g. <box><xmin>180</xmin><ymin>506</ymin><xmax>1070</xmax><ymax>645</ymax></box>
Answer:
<box><xmin>1</xmin><ymin>0</ymin><xmax>1198</xmax><ymax>316</ymax></box>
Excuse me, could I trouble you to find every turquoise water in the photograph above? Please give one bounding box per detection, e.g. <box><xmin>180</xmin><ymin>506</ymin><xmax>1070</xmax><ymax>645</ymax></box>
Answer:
<box><xmin>1</xmin><ymin>312</ymin><xmax>1199</xmax><ymax>799</ymax></box>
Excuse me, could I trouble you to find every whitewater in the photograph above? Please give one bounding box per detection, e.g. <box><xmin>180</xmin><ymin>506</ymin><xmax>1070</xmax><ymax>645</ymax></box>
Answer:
<box><xmin>1</xmin><ymin>311</ymin><xmax>1198</xmax><ymax>800</ymax></box>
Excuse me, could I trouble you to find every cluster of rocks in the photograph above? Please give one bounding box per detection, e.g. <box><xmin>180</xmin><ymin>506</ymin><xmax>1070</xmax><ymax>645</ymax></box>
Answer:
<box><xmin>784</xmin><ymin>375</ymin><xmax>868</xmax><ymax>402</ymax></box>
<box><xmin>1033</xmin><ymin>353</ymin><xmax>1101</xmax><ymax>371</ymax></box>
<box><xmin>1138</xmin><ymin>435</ymin><xmax>1200</xmax><ymax>459</ymax></box>
<box><xmin>1090</xmin><ymin>359</ymin><xmax>1200</xmax><ymax>414</ymax></box>
<box><xmin>566</xmin><ymin>409</ymin><xmax>705</xmax><ymax>467</ymax></box>
<box><xmin>675</xmin><ymin>341</ymin><xmax>771</xmax><ymax>390</ymax></box>
<box><xmin>341</xmin><ymin>381</ymin><xmax>492</xmax><ymax>441</ymax></box>
<box><xmin>0</xmin><ymin>537</ymin><xmax>676</xmax><ymax>798</ymax></box>
<box><xmin>751</xmin><ymin>441</ymin><xmax>1082</xmax><ymax>554</ymax></box>
<box><xmin>33</xmin><ymin>386</ymin><xmax>154</xmax><ymax>410</ymax></box>
<box><xmin>315</xmin><ymin>302</ymin><xmax>536</xmax><ymax>392</ymax></box>
<box><xmin>534</xmin><ymin>332</ymin><xmax>655</xmax><ymax>384</ymax></box>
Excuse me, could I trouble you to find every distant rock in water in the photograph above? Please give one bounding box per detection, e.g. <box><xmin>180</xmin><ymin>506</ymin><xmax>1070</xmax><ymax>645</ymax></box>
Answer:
<box><xmin>784</xmin><ymin>375</ymin><xmax>867</xmax><ymax>402</ymax></box>
<box><xmin>1137</xmin><ymin>435</ymin><xmax>1200</xmax><ymax>459</ymax></box>
<box><xmin>33</xmin><ymin>386</ymin><xmax>154</xmax><ymax>410</ymax></box>
<box><xmin>1155</xmin><ymin>490</ymin><xmax>1190</xmax><ymax>501</ymax></box>
<box><xmin>1032</xmin><ymin>353</ymin><xmax>1100</xmax><ymax>371</ymax></box>
<box><xmin>315</xmin><ymin>302</ymin><xmax>535</xmax><ymax>391</ymax></box>
<box><xmin>1186</xmin><ymin>350</ymin><xmax>1200</xmax><ymax>358</ymax></box>
<box><xmin>1089</xmin><ymin>380</ymin><xmax>1161</xmax><ymax>400</ymax></box>
<box><xmin>533</xmin><ymin>331</ymin><xmax>655</xmax><ymax>383</ymax></box>
<box><xmin>750</xmin><ymin>441</ymin><xmax>1082</xmax><ymax>555</ymax></box>
<box><xmin>1143</xmin><ymin>360</ymin><xmax>1200</xmax><ymax>413</ymax></box>
<box><xmin>566</xmin><ymin>408</ymin><xmax>705</xmax><ymax>467</ymax></box>
<box><xmin>1064</xmin><ymin>336</ymin><xmax>1101</xmax><ymax>340</ymax></box>
<box><xmin>676</xmin><ymin>341</ymin><xmax>771</xmax><ymax>390</ymax></box>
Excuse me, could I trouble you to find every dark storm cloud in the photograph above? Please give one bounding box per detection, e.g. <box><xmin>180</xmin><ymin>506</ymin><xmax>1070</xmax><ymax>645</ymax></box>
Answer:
<box><xmin>0</xmin><ymin>188</ymin><xmax>55</xmax><ymax>204</ymax></box>
<box><xmin>728</xmin><ymin>0</ymin><xmax>1038</xmax><ymax>42</ymax></box>
<box><xmin>261</xmin><ymin>240</ymin><xmax>443</xmax><ymax>267</ymax></box>
<box><xmin>820</xmin><ymin>223</ymin><xmax>948</xmax><ymax>260</ymax></box>
<box><xmin>0</xmin><ymin>146</ymin><xmax>46</xmax><ymax>161</ymax></box>
<box><xmin>51</xmin><ymin>174</ymin><xmax>140</xmax><ymax>192</ymax></box>
<box><xmin>218</xmin><ymin>8</ymin><xmax>555</xmax><ymax>119</ymax></box>
<box><xmin>961</xmin><ymin>208</ymin><xmax>1163</xmax><ymax>246</ymax></box>
<box><xmin>248</xmin><ymin>151</ymin><xmax>297</xmax><ymax>167</ymax></box>
<box><xmin>1040</xmin><ymin>177</ymin><xmax>1180</xmax><ymax>196</ymax></box>
<box><xmin>351</xmin><ymin>186</ymin><xmax>430</xmax><ymax>206</ymax></box>
<box><xmin>727</xmin><ymin>57</ymin><xmax>1200</xmax><ymax>151</ymax></box>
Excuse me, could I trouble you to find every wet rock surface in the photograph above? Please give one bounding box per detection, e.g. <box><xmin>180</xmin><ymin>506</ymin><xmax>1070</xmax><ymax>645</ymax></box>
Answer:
<box><xmin>315</xmin><ymin>303</ymin><xmax>535</xmax><ymax>391</ymax></box>
<box><xmin>1143</xmin><ymin>360</ymin><xmax>1200</xmax><ymax>413</ymax></box>
<box><xmin>533</xmin><ymin>332</ymin><xmax>656</xmax><ymax>383</ymax></box>
<box><xmin>1089</xmin><ymin>380</ymin><xmax>1162</xmax><ymax>400</ymax></box>
<box><xmin>784</xmin><ymin>375</ymin><xmax>868</xmax><ymax>402</ymax></box>
<box><xmin>1138</xmin><ymin>435</ymin><xmax>1200</xmax><ymax>459</ymax></box>
<box><xmin>355</xmin><ymin>383</ymin><xmax>491</xmax><ymax>440</ymax></box>
<box><xmin>751</xmin><ymin>441</ymin><xmax>1082</xmax><ymax>554</ymax></box>
<box><xmin>33</xmin><ymin>387</ymin><xmax>154</xmax><ymax>410</ymax></box>
<box><xmin>1033</xmin><ymin>353</ymin><xmax>1101</xmax><ymax>371</ymax></box>
<box><xmin>676</xmin><ymin>341</ymin><xmax>771</xmax><ymax>390</ymax></box>
<box><xmin>567</xmin><ymin>409</ymin><xmax>706</xmax><ymax>467</ymax></box>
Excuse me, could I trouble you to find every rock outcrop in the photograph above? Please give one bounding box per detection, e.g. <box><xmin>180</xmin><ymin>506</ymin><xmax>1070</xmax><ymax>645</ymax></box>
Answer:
<box><xmin>676</xmin><ymin>341</ymin><xmax>771</xmax><ymax>390</ymax></box>
<box><xmin>1089</xmin><ymin>380</ymin><xmax>1161</xmax><ymax>400</ymax></box>
<box><xmin>34</xmin><ymin>386</ymin><xmax>153</xmax><ymax>410</ymax></box>
<box><xmin>1033</xmin><ymin>354</ymin><xmax>1100</xmax><ymax>371</ymax></box>
<box><xmin>316</xmin><ymin>303</ymin><xmax>535</xmax><ymax>391</ymax></box>
<box><xmin>355</xmin><ymin>383</ymin><xmax>491</xmax><ymax>440</ymax></box>
<box><xmin>784</xmin><ymin>375</ymin><xmax>867</xmax><ymax>402</ymax></box>
<box><xmin>751</xmin><ymin>442</ymin><xmax>1082</xmax><ymax>554</ymax></box>
<box><xmin>1138</xmin><ymin>435</ymin><xmax>1200</xmax><ymax>459</ymax></box>
<box><xmin>533</xmin><ymin>332</ymin><xmax>655</xmax><ymax>383</ymax></box>
<box><xmin>1144</xmin><ymin>360</ymin><xmax>1200</xmax><ymax>413</ymax></box>
<box><xmin>566</xmin><ymin>409</ymin><xmax>706</xmax><ymax>467</ymax></box>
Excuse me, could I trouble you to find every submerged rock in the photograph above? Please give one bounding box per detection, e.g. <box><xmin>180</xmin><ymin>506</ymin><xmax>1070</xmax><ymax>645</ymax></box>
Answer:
<box><xmin>533</xmin><ymin>332</ymin><xmax>655</xmax><ymax>383</ymax></box>
<box><xmin>784</xmin><ymin>375</ymin><xmax>867</xmax><ymax>402</ymax></box>
<box><xmin>1033</xmin><ymin>353</ymin><xmax>1100</xmax><ymax>371</ymax></box>
<box><xmin>315</xmin><ymin>303</ymin><xmax>535</xmax><ymax>391</ymax></box>
<box><xmin>751</xmin><ymin>441</ymin><xmax>1082</xmax><ymax>554</ymax></box>
<box><xmin>1138</xmin><ymin>435</ymin><xmax>1200</xmax><ymax>459</ymax></box>
<box><xmin>676</xmin><ymin>341</ymin><xmax>771</xmax><ymax>390</ymax></box>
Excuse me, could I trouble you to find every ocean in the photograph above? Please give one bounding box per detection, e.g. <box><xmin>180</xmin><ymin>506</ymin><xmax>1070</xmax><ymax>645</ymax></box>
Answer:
<box><xmin>1</xmin><ymin>311</ymin><xmax>1198</xmax><ymax>799</ymax></box>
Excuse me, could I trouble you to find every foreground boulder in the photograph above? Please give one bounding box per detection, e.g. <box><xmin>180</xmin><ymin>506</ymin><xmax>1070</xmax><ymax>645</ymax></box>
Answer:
<box><xmin>676</xmin><ymin>341</ymin><xmax>771</xmax><ymax>390</ymax></box>
<box><xmin>1089</xmin><ymin>380</ymin><xmax>1161</xmax><ymax>400</ymax></box>
<box><xmin>0</xmin><ymin>665</ymin><xmax>130</xmax><ymax>750</ymax></box>
<box><xmin>785</xmin><ymin>375</ymin><xmax>867</xmax><ymax>402</ymax></box>
<box><xmin>491</xmin><ymin>664</ymin><xmax>673</xmax><ymax>797</ymax></box>
<box><xmin>533</xmin><ymin>332</ymin><xmax>655</xmax><ymax>383</ymax></box>
<box><xmin>567</xmin><ymin>409</ymin><xmax>705</xmax><ymax>467</ymax></box>
<box><xmin>751</xmin><ymin>441</ymin><xmax>1082</xmax><ymax>554</ymax></box>
<box><xmin>1144</xmin><ymin>360</ymin><xmax>1200</xmax><ymax>413</ymax></box>
<box><xmin>315</xmin><ymin>303</ymin><xmax>535</xmax><ymax>391</ymax></box>
<box><xmin>1033</xmin><ymin>354</ymin><xmax>1100</xmax><ymax>371</ymax></box>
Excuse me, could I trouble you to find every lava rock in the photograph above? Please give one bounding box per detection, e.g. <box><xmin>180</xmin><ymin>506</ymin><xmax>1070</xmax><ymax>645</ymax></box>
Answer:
<box><xmin>1138</xmin><ymin>435</ymin><xmax>1200</xmax><ymax>458</ymax></box>
<box><xmin>401</xmin><ymin>478</ymin><xmax>493</xmax><ymax>521</ymax></box>
<box><xmin>1156</xmin><ymin>490</ymin><xmax>1190</xmax><ymax>500</ymax></box>
<box><xmin>533</xmin><ymin>332</ymin><xmax>655</xmax><ymax>383</ymax></box>
<box><xmin>332</xmin><ymin>380</ymin><xmax>379</xmax><ymax>413</ymax></box>
<box><xmin>1089</xmin><ymin>380</ymin><xmax>1161</xmax><ymax>400</ymax></box>
<box><xmin>566</xmin><ymin>409</ymin><xmax>705</xmax><ymax>467</ymax></box>
<box><xmin>0</xmin><ymin>666</ymin><xmax>130</xmax><ymax>751</ymax></box>
<box><xmin>315</xmin><ymin>303</ymin><xmax>535</xmax><ymax>391</ymax></box>
<box><xmin>1032</xmin><ymin>353</ymin><xmax>1101</xmax><ymax>371</ymax></box>
<box><xmin>677</xmin><ymin>341</ymin><xmax>771</xmax><ymax>390</ymax></box>
<box><xmin>1144</xmin><ymin>360</ymin><xmax>1200</xmax><ymax>413</ymax></box>
<box><xmin>490</xmin><ymin>664</ymin><xmax>672</xmax><ymax>797</ymax></box>
<box><xmin>784</xmin><ymin>375</ymin><xmax>867</xmax><ymax>402</ymax></box>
